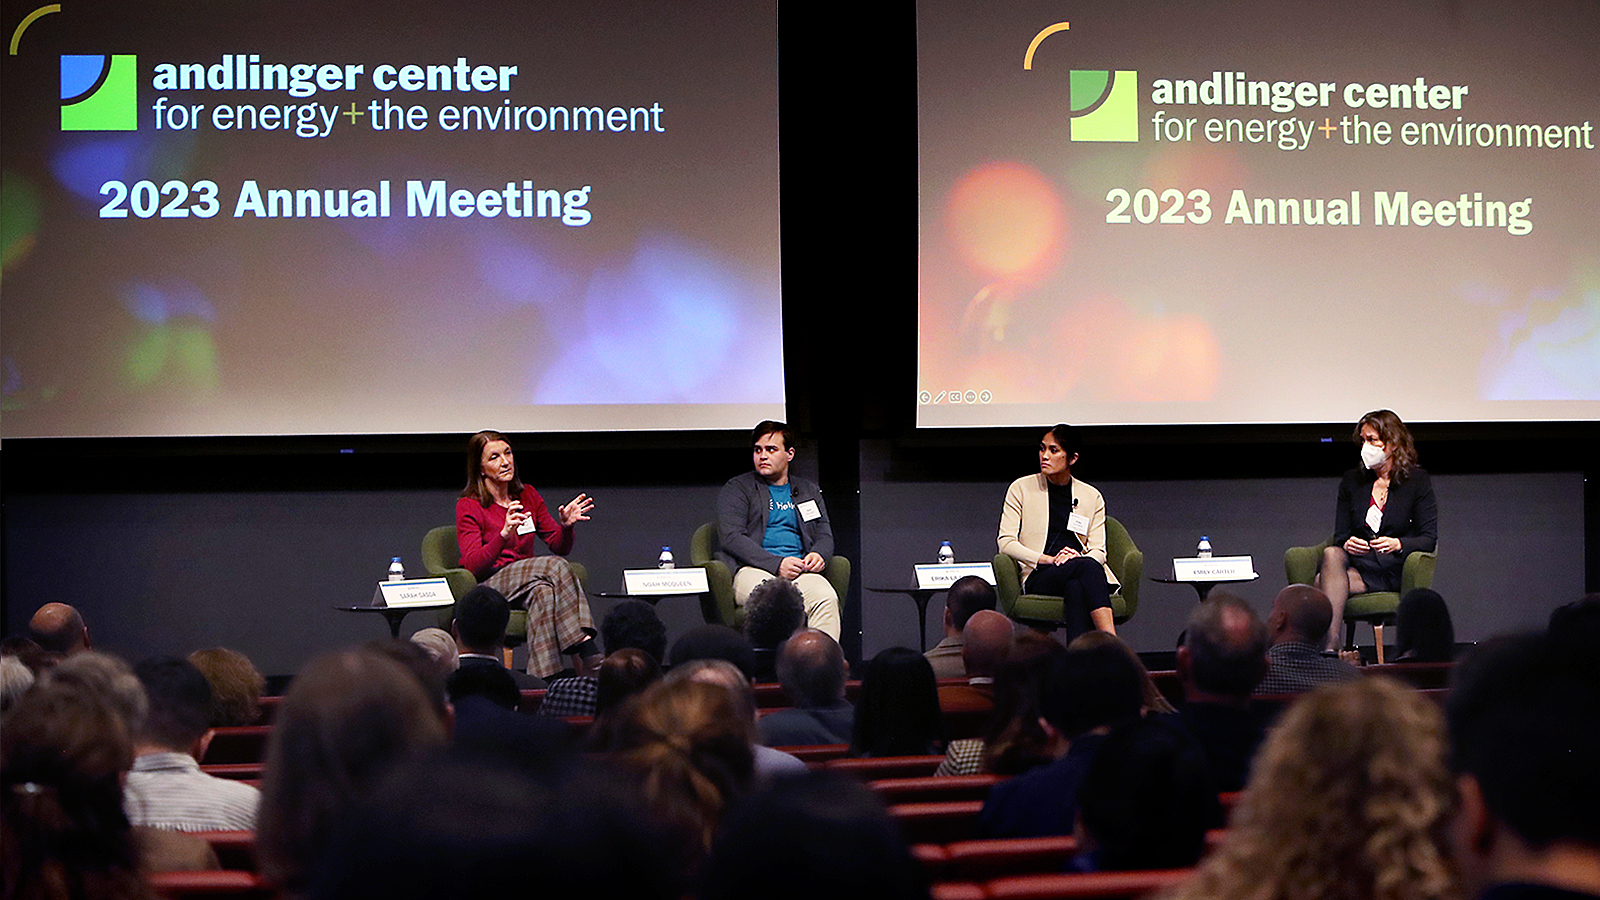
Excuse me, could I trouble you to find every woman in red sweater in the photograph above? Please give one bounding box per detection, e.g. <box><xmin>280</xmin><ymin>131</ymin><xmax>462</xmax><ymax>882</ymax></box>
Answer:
<box><xmin>456</xmin><ymin>430</ymin><xmax>599</xmax><ymax>679</ymax></box>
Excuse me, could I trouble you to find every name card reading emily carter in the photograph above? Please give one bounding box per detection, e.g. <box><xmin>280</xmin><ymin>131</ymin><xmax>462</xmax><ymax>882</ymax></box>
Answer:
<box><xmin>622</xmin><ymin>567</ymin><xmax>711</xmax><ymax>596</ymax></box>
<box><xmin>914</xmin><ymin>563</ymin><xmax>997</xmax><ymax>590</ymax></box>
<box><xmin>372</xmin><ymin>578</ymin><xmax>456</xmax><ymax>607</ymax></box>
<box><xmin>1171</xmin><ymin>556</ymin><xmax>1257</xmax><ymax>582</ymax></box>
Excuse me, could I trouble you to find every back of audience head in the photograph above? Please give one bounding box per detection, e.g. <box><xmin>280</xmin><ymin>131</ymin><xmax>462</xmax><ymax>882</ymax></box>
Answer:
<box><xmin>743</xmin><ymin>578</ymin><xmax>806</xmax><ymax>651</ymax></box>
<box><xmin>670</xmin><ymin>625</ymin><xmax>756</xmax><ymax>679</ymax></box>
<box><xmin>452</xmin><ymin>585</ymin><xmax>512</xmax><ymax>655</ymax></box>
<box><xmin>665</xmin><ymin>658</ymin><xmax>759</xmax><ymax>726</ymax></box>
<box><xmin>1447</xmin><ymin>632</ymin><xmax>1600</xmax><ymax>896</ymax></box>
<box><xmin>1</xmin><ymin>636</ymin><xmax>56</xmax><ymax>674</ymax></box>
<box><xmin>360</xmin><ymin>638</ymin><xmax>451</xmax><ymax>722</ymax></box>
<box><xmin>187</xmin><ymin>646</ymin><xmax>267</xmax><ymax>727</ymax></box>
<box><xmin>257</xmin><ymin>648</ymin><xmax>450</xmax><ymax>893</ymax></box>
<box><xmin>982</xmin><ymin>632</ymin><xmax>1069</xmax><ymax>775</ymax></box>
<box><xmin>407</xmin><ymin>628</ymin><xmax>459</xmax><ymax>679</ymax></box>
<box><xmin>1171</xmin><ymin>677</ymin><xmax>1455</xmax><ymax>900</ymax></box>
<box><xmin>1</xmin><ymin>656</ymin><xmax>35</xmax><ymax>720</ymax></box>
<box><xmin>2</xmin><ymin>683</ymin><xmax>144</xmax><ymax>900</ymax></box>
<box><xmin>1546</xmin><ymin>593</ymin><xmax>1600</xmax><ymax>654</ymax></box>
<box><xmin>961</xmin><ymin>609</ymin><xmax>1013</xmax><ymax>680</ymax></box>
<box><xmin>28</xmin><ymin>602</ymin><xmax>90</xmax><ymax>656</ymax></box>
<box><xmin>1038</xmin><ymin>641</ymin><xmax>1144</xmax><ymax>741</ymax></box>
<box><xmin>596</xmin><ymin>647</ymin><xmax>662</xmax><ymax>717</ymax></box>
<box><xmin>311</xmin><ymin>752</ymin><xmax>680</xmax><ymax>900</ymax></box>
<box><xmin>133</xmin><ymin>656</ymin><xmax>214</xmax><ymax>754</ymax></box>
<box><xmin>37</xmin><ymin>651</ymin><xmax>149</xmax><ymax>737</ymax></box>
<box><xmin>851</xmin><ymin>647</ymin><xmax>942</xmax><ymax>758</ymax></box>
<box><xmin>946</xmin><ymin>575</ymin><xmax>997</xmax><ymax>632</ymax></box>
<box><xmin>602</xmin><ymin>599</ymin><xmax>668</xmax><ymax>664</ymax></box>
<box><xmin>1069</xmin><ymin>630</ymin><xmax>1176</xmax><ymax>715</ymax></box>
<box><xmin>1394</xmin><ymin>588</ymin><xmax>1456</xmax><ymax>662</ymax></box>
<box><xmin>776</xmin><ymin>629</ymin><xmax>847</xmax><ymax>709</ymax></box>
<box><xmin>1180</xmin><ymin>592</ymin><xmax>1269</xmax><ymax>699</ymax></box>
<box><xmin>1077</xmin><ymin>717</ymin><xmax>1217</xmax><ymax>871</ymax></box>
<box><xmin>1269</xmin><ymin>584</ymin><xmax>1334</xmax><ymax>646</ymax></box>
<box><xmin>699</xmin><ymin>770</ymin><xmax>929</xmax><ymax>900</ymax></box>
<box><xmin>447</xmin><ymin>660</ymin><xmax>521</xmax><ymax>711</ymax></box>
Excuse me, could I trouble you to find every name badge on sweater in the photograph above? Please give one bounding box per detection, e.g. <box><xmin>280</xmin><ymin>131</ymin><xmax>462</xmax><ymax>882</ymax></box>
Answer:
<box><xmin>797</xmin><ymin>500</ymin><xmax>821</xmax><ymax>522</ymax></box>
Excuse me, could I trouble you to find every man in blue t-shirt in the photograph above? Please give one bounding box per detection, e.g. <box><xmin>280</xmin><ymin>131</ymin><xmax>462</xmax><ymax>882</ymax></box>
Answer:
<box><xmin>715</xmin><ymin>420</ymin><xmax>841</xmax><ymax>640</ymax></box>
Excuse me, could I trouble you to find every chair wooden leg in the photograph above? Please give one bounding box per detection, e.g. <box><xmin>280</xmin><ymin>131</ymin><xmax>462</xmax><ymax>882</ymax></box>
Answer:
<box><xmin>1372</xmin><ymin>623</ymin><xmax>1386</xmax><ymax>665</ymax></box>
<box><xmin>503</xmin><ymin>647</ymin><xmax>514</xmax><ymax>668</ymax></box>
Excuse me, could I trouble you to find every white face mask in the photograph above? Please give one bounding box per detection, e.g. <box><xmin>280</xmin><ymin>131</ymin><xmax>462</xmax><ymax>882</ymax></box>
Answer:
<box><xmin>1360</xmin><ymin>442</ymin><xmax>1388</xmax><ymax>470</ymax></box>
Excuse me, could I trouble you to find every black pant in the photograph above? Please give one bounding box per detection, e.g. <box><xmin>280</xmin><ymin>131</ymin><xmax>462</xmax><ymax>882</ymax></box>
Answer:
<box><xmin>1023</xmin><ymin>556</ymin><xmax>1110</xmax><ymax>641</ymax></box>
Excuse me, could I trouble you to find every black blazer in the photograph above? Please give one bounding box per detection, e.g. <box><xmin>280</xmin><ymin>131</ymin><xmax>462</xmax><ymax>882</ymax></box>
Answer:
<box><xmin>1332</xmin><ymin>467</ymin><xmax>1438</xmax><ymax>577</ymax></box>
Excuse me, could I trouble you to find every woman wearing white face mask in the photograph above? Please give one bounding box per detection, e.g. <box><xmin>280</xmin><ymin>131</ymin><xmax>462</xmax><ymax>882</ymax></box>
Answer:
<box><xmin>1317</xmin><ymin>410</ymin><xmax>1438</xmax><ymax>651</ymax></box>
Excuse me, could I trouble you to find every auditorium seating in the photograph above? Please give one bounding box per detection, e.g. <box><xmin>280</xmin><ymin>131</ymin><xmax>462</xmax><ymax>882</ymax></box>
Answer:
<box><xmin>200</xmin><ymin>726</ymin><xmax>272</xmax><ymax>765</ymax></box>
<box><xmin>826</xmin><ymin>754</ymin><xmax>947</xmax><ymax>779</ymax></box>
<box><xmin>147</xmin><ymin>870</ymin><xmax>270</xmax><ymax>900</ymax></box>
<box><xmin>870</xmin><ymin>774</ymin><xmax>1005</xmax><ymax>804</ymax></box>
<box><xmin>1284</xmin><ymin>536</ymin><xmax>1438</xmax><ymax>663</ymax></box>
<box><xmin>991</xmin><ymin>516</ymin><xmax>1144</xmax><ymax>630</ymax></box>
<box><xmin>890</xmin><ymin>799</ymin><xmax>985</xmax><ymax>844</ymax></box>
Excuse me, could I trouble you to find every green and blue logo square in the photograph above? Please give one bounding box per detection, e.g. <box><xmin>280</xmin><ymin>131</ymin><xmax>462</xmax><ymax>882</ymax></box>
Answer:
<box><xmin>1069</xmin><ymin>69</ymin><xmax>1138</xmax><ymax>142</ymax></box>
<box><xmin>61</xmin><ymin>54</ymin><xmax>138</xmax><ymax>131</ymax></box>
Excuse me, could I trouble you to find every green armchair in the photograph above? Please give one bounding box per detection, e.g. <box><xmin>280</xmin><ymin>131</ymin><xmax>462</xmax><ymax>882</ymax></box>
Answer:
<box><xmin>1284</xmin><ymin>536</ymin><xmax>1436</xmax><ymax>662</ymax></box>
<box><xmin>421</xmin><ymin>525</ymin><xmax>588</xmax><ymax>651</ymax></box>
<box><xmin>990</xmin><ymin>516</ymin><xmax>1143</xmax><ymax>630</ymax></box>
<box><xmin>689</xmin><ymin>522</ymin><xmax>851</xmax><ymax>628</ymax></box>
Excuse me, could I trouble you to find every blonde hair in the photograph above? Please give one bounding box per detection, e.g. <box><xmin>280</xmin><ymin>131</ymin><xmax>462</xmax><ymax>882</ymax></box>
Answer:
<box><xmin>1163</xmin><ymin>678</ymin><xmax>1457</xmax><ymax>900</ymax></box>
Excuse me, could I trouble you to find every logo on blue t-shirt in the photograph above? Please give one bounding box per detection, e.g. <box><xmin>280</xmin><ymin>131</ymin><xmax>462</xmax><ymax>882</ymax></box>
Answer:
<box><xmin>763</xmin><ymin>483</ymin><xmax>803</xmax><ymax>557</ymax></box>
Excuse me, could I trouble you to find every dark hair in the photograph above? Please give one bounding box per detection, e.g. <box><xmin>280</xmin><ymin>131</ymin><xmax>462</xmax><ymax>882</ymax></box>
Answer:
<box><xmin>850</xmin><ymin>648</ymin><xmax>943</xmax><ymax>758</ymax></box>
<box><xmin>454</xmin><ymin>585</ymin><xmax>513</xmax><ymax>653</ymax></box>
<box><xmin>1354</xmin><ymin>409</ymin><xmax>1418</xmax><ymax>483</ymax></box>
<box><xmin>699</xmin><ymin>770</ymin><xmax>928</xmax><ymax>900</ymax></box>
<box><xmin>776</xmin><ymin>631</ymin><xmax>847</xmax><ymax>709</ymax></box>
<box><xmin>1394</xmin><ymin>589</ymin><xmax>1455</xmax><ymax>662</ymax></box>
<box><xmin>945</xmin><ymin>576</ymin><xmax>997</xmax><ymax>630</ymax></box>
<box><xmin>1548</xmin><ymin>593</ymin><xmax>1600</xmax><ymax>653</ymax></box>
<box><xmin>1078</xmin><ymin>717</ymin><xmax>1218</xmax><ymax>870</ymax></box>
<box><xmin>1183</xmin><ymin>593</ymin><xmax>1269</xmax><ymax>697</ymax></box>
<box><xmin>460</xmin><ymin>430</ymin><xmax>525</xmax><ymax>506</ymax></box>
<box><xmin>447</xmin><ymin>663</ymin><xmax>521</xmax><ymax>711</ymax></box>
<box><xmin>1447</xmin><ymin>633</ymin><xmax>1600</xmax><ymax>848</ymax></box>
<box><xmin>601</xmin><ymin>600</ymin><xmax>668</xmax><ymax>664</ymax></box>
<box><xmin>361</xmin><ymin>639</ymin><xmax>451</xmax><ymax>723</ymax></box>
<box><xmin>669</xmin><ymin>625</ymin><xmax>756</xmax><ymax>679</ymax></box>
<box><xmin>1044</xmin><ymin>423</ymin><xmax>1080</xmax><ymax>457</ymax></box>
<box><xmin>596</xmin><ymin>648</ymin><xmax>662</xmax><ymax>717</ymax></box>
<box><xmin>750</xmin><ymin>420</ymin><xmax>794</xmax><ymax>451</ymax></box>
<box><xmin>133</xmin><ymin>656</ymin><xmax>213</xmax><ymax>750</ymax></box>
<box><xmin>1038</xmin><ymin>642</ymin><xmax>1143</xmax><ymax>739</ymax></box>
<box><xmin>982</xmin><ymin>632</ymin><xmax>1068</xmax><ymax>775</ymax></box>
<box><xmin>743</xmin><ymin>578</ymin><xmax>806</xmax><ymax>650</ymax></box>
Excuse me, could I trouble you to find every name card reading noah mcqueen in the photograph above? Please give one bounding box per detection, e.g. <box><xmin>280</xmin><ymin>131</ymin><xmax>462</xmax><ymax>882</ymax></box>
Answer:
<box><xmin>622</xmin><ymin>567</ymin><xmax>711</xmax><ymax>596</ymax></box>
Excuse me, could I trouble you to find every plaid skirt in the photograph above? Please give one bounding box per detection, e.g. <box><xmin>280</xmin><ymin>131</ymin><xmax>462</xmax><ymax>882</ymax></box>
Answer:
<box><xmin>483</xmin><ymin>556</ymin><xmax>595</xmax><ymax>679</ymax></box>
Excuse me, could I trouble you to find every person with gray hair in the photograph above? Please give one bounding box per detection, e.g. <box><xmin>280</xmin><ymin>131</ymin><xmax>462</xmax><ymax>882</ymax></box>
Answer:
<box><xmin>926</xmin><ymin>575</ymin><xmax>998</xmax><ymax>679</ymax></box>
<box><xmin>666</xmin><ymin>659</ymin><xmax>807</xmax><ymax>782</ymax></box>
<box><xmin>37</xmin><ymin>651</ymin><xmax>149</xmax><ymax>736</ymax></box>
<box><xmin>409</xmin><ymin>628</ymin><xmax>460</xmax><ymax>681</ymax></box>
<box><xmin>757</xmin><ymin>630</ymin><xmax>853</xmax><ymax>747</ymax></box>
<box><xmin>1174</xmin><ymin>592</ymin><xmax>1269</xmax><ymax>792</ymax></box>
<box><xmin>1</xmin><ymin>656</ymin><xmax>35</xmax><ymax>718</ymax></box>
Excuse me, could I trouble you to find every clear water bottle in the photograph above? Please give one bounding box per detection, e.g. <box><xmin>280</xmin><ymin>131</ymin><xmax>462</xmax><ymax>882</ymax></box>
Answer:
<box><xmin>938</xmin><ymin>540</ymin><xmax>955</xmax><ymax>564</ymax></box>
<box><xmin>658</xmin><ymin>546</ymin><xmax>675</xmax><ymax>569</ymax></box>
<box><xmin>387</xmin><ymin>557</ymin><xmax>406</xmax><ymax>581</ymax></box>
<box><xmin>1196</xmin><ymin>537</ymin><xmax>1212</xmax><ymax>559</ymax></box>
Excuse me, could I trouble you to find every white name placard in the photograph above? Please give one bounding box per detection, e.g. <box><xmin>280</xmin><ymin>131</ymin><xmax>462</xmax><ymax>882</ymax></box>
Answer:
<box><xmin>372</xmin><ymin>578</ymin><xmax>456</xmax><ymax>608</ymax></box>
<box><xmin>622</xmin><ymin>567</ymin><xmax>711</xmax><ymax>596</ymax></box>
<box><xmin>1171</xmin><ymin>556</ymin><xmax>1256</xmax><ymax>582</ymax></box>
<box><xmin>914</xmin><ymin>563</ymin><xmax>997</xmax><ymax>590</ymax></box>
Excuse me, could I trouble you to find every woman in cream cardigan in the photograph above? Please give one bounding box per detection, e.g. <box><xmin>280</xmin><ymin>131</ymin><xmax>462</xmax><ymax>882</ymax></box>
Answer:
<box><xmin>997</xmin><ymin>424</ymin><xmax>1118</xmax><ymax>638</ymax></box>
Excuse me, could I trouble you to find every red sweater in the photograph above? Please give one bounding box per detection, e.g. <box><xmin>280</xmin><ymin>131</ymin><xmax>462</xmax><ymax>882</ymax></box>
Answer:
<box><xmin>455</xmin><ymin>486</ymin><xmax>573</xmax><ymax>581</ymax></box>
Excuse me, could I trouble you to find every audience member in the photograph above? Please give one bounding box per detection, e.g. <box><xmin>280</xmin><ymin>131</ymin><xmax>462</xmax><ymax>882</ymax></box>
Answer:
<box><xmin>851</xmin><ymin>647</ymin><xmax>943</xmax><ymax>758</ymax></box>
<box><xmin>541</xmin><ymin>598</ymin><xmax>667</xmax><ymax>717</ymax></box>
<box><xmin>407</xmin><ymin>627</ymin><xmax>460</xmax><ymax>679</ymax></box>
<box><xmin>28</xmin><ymin>602</ymin><xmax>91</xmax><ymax>656</ymax></box>
<box><xmin>977</xmin><ymin>641</ymin><xmax>1144</xmax><ymax>838</ymax></box>
<box><xmin>452</xmin><ymin>585</ymin><xmax>544</xmax><ymax>693</ymax></box>
<box><xmin>1</xmin><ymin>656</ymin><xmax>35</xmax><ymax>719</ymax></box>
<box><xmin>936</xmin><ymin>609</ymin><xmax>1011</xmax><ymax>720</ymax></box>
<box><xmin>447</xmin><ymin>658</ymin><xmax>522</xmax><ymax>710</ymax></box>
<box><xmin>743</xmin><ymin>576</ymin><xmax>806</xmax><ymax>680</ymax></box>
<box><xmin>1076</xmin><ymin>717</ymin><xmax>1218</xmax><ymax>871</ymax></box>
<box><xmin>1174</xmin><ymin>593</ymin><xmax>1269</xmax><ymax>792</ymax></box>
<box><xmin>936</xmin><ymin>631</ymin><xmax>1066</xmax><ymax>777</ymax></box>
<box><xmin>37</xmin><ymin>651</ymin><xmax>149</xmax><ymax>737</ymax></box>
<box><xmin>1255</xmin><ymin>585</ymin><xmax>1360</xmax><ymax>694</ymax></box>
<box><xmin>360</xmin><ymin>638</ymin><xmax>452</xmax><ymax>723</ymax></box>
<box><xmin>925</xmin><ymin>575</ymin><xmax>997</xmax><ymax>679</ymax></box>
<box><xmin>669</xmin><ymin>624</ymin><xmax>757</xmax><ymax>680</ymax></box>
<box><xmin>699</xmin><ymin>770</ymin><xmax>930</xmax><ymax>900</ymax></box>
<box><xmin>256</xmin><ymin>648</ymin><xmax>450</xmax><ymax>894</ymax></box>
<box><xmin>1162</xmin><ymin>677</ymin><xmax>1457</xmax><ymax>900</ymax></box>
<box><xmin>186</xmin><ymin>647</ymin><xmax>267</xmax><ymax>727</ymax></box>
<box><xmin>447</xmin><ymin>660</ymin><xmax>574</xmax><ymax>771</ymax></box>
<box><xmin>1546</xmin><ymin>593</ymin><xmax>1600</xmax><ymax>654</ymax></box>
<box><xmin>1394</xmin><ymin>588</ymin><xmax>1457</xmax><ymax>662</ymax></box>
<box><xmin>758</xmin><ymin>630</ymin><xmax>854</xmax><ymax>746</ymax></box>
<box><xmin>1069</xmin><ymin>630</ymin><xmax>1177</xmax><ymax>715</ymax></box>
<box><xmin>123</xmin><ymin>657</ymin><xmax>260</xmax><ymax>832</ymax></box>
<box><xmin>1447</xmin><ymin>633</ymin><xmax>1600</xmax><ymax>900</ymax></box>
<box><xmin>596</xmin><ymin>647</ymin><xmax>661</xmax><ymax>718</ymax></box>
<box><xmin>664</xmin><ymin>659</ymin><xmax>808</xmax><ymax>783</ymax></box>
<box><xmin>1</xmin><ymin>636</ymin><xmax>56</xmax><ymax>674</ymax></box>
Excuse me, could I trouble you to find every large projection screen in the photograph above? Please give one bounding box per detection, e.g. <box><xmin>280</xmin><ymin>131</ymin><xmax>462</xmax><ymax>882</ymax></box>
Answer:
<box><xmin>1</xmin><ymin>0</ymin><xmax>782</xmax><ymax>437</ymax></box>
<box><xmin>917</xmin><ymin>0</ymin><xmax>1599</xmax><ymax>427</ymax></box>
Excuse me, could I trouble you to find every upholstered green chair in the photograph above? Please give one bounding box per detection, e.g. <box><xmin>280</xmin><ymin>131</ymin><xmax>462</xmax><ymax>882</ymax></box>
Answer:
<box><xmin>421</xmin><ymin>525</ymin><xmax>588</xmax><ymax>653</ymax></box>
<box><xmin>689</xmin><ymin>522</ymin><xmax>851</xmax><ymax>628</ymax></box>
<box><xmin>990</xmin><ymin>516</ymin><xmax>1143</xmax><ymax>630</ymax></box>
<box><xmin>1284</xmin><ymin>536</ymin><xmax>1436</xmax><ymax>663</ymax></box>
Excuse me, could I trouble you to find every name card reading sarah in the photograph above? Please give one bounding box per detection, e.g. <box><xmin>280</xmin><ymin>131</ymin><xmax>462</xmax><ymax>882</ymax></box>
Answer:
<box><xmin>372</xmin><ymin>578</ymin><xmax>456</xmax><ymax>608</ymax></box>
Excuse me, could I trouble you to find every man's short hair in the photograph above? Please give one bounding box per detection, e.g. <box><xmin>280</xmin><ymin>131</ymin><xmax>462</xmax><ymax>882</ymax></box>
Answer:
<box><xmin>1447</xmin><ymin>633</ymin><xmax>1600</xmax><ymax>848</ymax></box>
<box><xmin>1548</xmin><ymin>593</ymin><xmax>1600</xmax><ymax>653</ymax></box>
<box><xmin>1273</xmin><ymin>585</ymin><xmax>1333</xmax><ymax>644</ymax></box>
<box><xmin>1183</xmin><ymin>593</ymin><xmax>1269</xmax><ymax>698</ymax></box>
<box><xmin>946</xmin><ymin>577</ymin><xmax>997</xmax><ymax>631</ymax></box>
<box><xmin>743</xmin><ymin>578</ymin><xmax>806</xmax><ymax>650</ymax></box>
<box><xmin>1038</xmin><ymin>642</ymin><xmax>1143</xmax><ymax>739</ymax></box>
<box><xmin>29</xmin><ymin>603</ymin><xmax>87</xmax><ymax>655</ymax></box>
<box><xmin>134</xmin><ymin>656</ymin><xmax>214</xmax><ymax>750</ymax></box>
<box><xmin>600</xmin><ymin>600</ymin><xmax>667</xmax><ymax>664</ymax></box>
<box><xmin>669</xmin><ymin>625</ymin><xmax>756</xmax><ymax>679</ymax></box>
<box><xmin>776</xmin><ymin>630</ymin><xmax>847</xmax><ymax>709</ymax></box>
<box><xmin>447</xmin><ymin>662</ymin><xmax>520</xmax><ymax>711</ymax></box>
<box><xmin>666</xmin><ymin>659</ymin><xmax>758</xmax><ymax>724</ymax></box>
<box><xmin>455</xmin><ymin>586</ymin><xmax>512</xmax><ymax>652</ymax></box>
<box><xmin>750</xmin><ymin>420</ymin><xmax>794</xmax><ymax>451</ymax></box>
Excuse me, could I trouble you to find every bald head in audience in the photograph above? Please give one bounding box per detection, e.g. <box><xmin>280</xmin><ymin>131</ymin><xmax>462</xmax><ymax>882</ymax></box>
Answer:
<box><xmin>1268</xmin><ymin>585</ymin><xmax>1335</xmax><ymax>647</ymax></box>
<box><xmin>961</xmin><ymin>610</ymin><xmax>1013</xmax><ymax>680</ymax></box>
<box><xmin>776</xmin><ymin>629</ymin><xmax>847</xmax><ymax>709</ymax></box>
<box><xmin>29</xmin><ymin>603</ymin><xmax>91</xmax><ymax>655</ymax></box>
